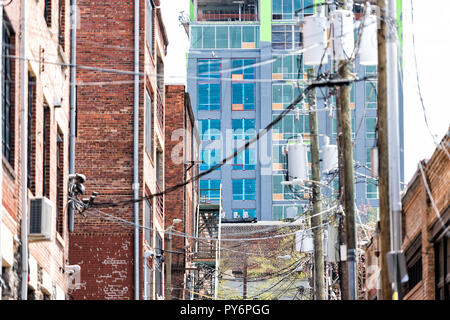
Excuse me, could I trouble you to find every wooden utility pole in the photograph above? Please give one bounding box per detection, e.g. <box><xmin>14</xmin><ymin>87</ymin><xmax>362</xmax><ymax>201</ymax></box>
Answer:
<box><xmin>307</xmin><ymin>68</ymin><xmax>325</xmax><ymax>300</ymax></box>
<box><xmin>338</xmin><ymin>58</ymin><xmax>357</xmax><ymax>300</ymax></box>
<box><xmin>377</xmin><ymin>0</ymin><xmax>393</xmax><ymax>300</ymax></box>
<box><xmin>335</xmin><ymin>93</ymin><xmax>349</xmax><ymax>300</ymax></box>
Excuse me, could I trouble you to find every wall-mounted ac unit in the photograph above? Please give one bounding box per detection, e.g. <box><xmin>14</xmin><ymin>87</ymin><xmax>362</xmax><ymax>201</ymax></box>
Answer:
<box><xmin>29</xmin><ymin>197</ymin><xmax>55</xmax><ymax>241</ymax></box>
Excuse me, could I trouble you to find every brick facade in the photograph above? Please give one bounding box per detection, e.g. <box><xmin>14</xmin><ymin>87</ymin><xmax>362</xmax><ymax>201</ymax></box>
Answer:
<box><xmin>1</xmin><ymin>0</ymin><xmax>71</xmax><ymax>300</ymax></box>
<box><xmin>68</xmin><ymin>0</ymin><xmax>168</xmax><ymax>300</ymax></box>
<box><xmin>164</xmin><ymin>85</ymin><xmax>199</xmax><ymax>300</ymax></box>
<box><xmin>364</xmin><ymin>132</ymin><xmax>450</xmax><ymax>300</ymax></box>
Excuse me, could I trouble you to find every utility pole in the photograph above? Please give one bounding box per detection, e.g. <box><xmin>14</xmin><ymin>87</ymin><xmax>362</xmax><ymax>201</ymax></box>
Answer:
<box><xmin>376</xmin><ymin>0</ymin><xmax>393</xmax><ymax>300</ymax></box>
<box><xmin>307</xmin><ymin>68</ymin><xmax>325</xmax><ymax>300</ymax></box>
<box><xmin>335</xmin><ymin>0</ymin><xmax>357</xmax><ymax>300</ymax></box>
<box><xmin>386</xmin><ymin>0</ymin><xmax>403</xmax><ymax>300</ymax></box>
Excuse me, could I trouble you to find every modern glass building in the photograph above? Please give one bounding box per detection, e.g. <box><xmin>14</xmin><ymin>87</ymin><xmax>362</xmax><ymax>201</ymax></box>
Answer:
<box><xmin>186</xmin><ymin>0</ymin><xmax>404</xmax><ymax>221</ymax></box>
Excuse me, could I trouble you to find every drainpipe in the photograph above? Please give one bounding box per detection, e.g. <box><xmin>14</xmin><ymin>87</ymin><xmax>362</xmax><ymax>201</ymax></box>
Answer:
<box><xmin>68</xmin><ymin>1</ymin><xmax>77</xmax><ymax>233</ymax></box>
<box><xmin>0</xmin><ymin>2</ymin><xmax>4</xmax><ymax>301</ymax></box>
<box><xmin>20</xmin><ymin>0</ymin><xmax>28</xmax><ymax>300</ymax></box>
<box><xmin>133</xmin><ymin>0</ymin><xmax>140</xmax><ymax>300</ymax></box>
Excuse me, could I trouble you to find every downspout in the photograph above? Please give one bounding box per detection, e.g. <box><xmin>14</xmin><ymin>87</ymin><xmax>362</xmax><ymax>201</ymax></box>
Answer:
<box><xmin>69</xmin><ymin>0</ymin><xmax>77</xmax><ymax>232</ymax></box>
<box><xmin>20</xmin><ymin>0</ymin><xmax>28</xmax><ymax>300</ymax></box>
<box><xmin>133</xmin><ymin>0</ymin><xmax>140</xmax><ymax>300</ymax></box>
<box><xmin>0</xmin><ymin>2</ymin><xmax>4</xmax><ymax>301</ymax></box>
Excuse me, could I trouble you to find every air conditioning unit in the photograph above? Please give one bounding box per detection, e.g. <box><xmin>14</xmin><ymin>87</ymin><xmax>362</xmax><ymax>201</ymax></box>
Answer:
<box><xmin>29</xmin><ymin>197</ymin><xmax>55</xmax><ymax>241</ymax></box>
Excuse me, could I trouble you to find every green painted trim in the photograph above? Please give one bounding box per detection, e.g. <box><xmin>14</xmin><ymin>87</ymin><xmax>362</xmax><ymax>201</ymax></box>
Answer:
<box><xmin>260</xmin><ymin>0</ymin><xmax>271</xmax><ymax>42</ymax></box>
<box><xmin>190</xmin><ymin>0</ymin><xmax>194</xmax><ymax>21</ymax></box>
<box><xmin>397</xmin><ymin>0</ymin><xmax>403</xmax><ymax>70</ymax></box>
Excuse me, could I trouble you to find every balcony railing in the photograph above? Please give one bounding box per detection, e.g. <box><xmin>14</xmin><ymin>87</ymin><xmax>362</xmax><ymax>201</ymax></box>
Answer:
<box><xmin>197</xmin><ymin>13</ymin><xmax>258</xmax><ymax>22</ymax></box>
<box><xmin>156</xmin><ymin>89</ymin><xmax>164</xmax><ymax>133</ymax></box>
<box><xmin>190</xmin><ymin>24</ymin><xmax>260</xmax><ymax>50</ymax></box>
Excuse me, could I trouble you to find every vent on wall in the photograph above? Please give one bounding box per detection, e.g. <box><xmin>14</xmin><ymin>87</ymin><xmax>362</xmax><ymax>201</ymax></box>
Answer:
<box><xmin>29</xmin><ymin>197</ymin><xmax>55</xmax><ymax>241</ymax></box>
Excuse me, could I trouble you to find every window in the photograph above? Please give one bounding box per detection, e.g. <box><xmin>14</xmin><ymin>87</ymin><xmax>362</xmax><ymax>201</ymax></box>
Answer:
<box><xmin>232</xmin><ymin>59</ymin><xmax>256</xmax><ymax>111</ymax></box>
<box><xmin>200</xmin><ymin>148</ymin><xmax>221</xmax><ymax>171</ymax></box>
<box><xmin>233</xmin><ymin>148</ymin><xmax>255</xmax><ymax>171</ymax></box>
<box><xmin>272</xmin><ymin>54</ymin><xmax>304</xmax><ymax>80</ymax></box>
<box><xmin>405</xmin><ymin>235</ymin><xmax>423</xmax><ymax>294</ymax></box>
<box><xmin>273</xmin><ymin>174</ymin><xmax>303</xmax><ymax>200</ymax></box>
<box><xmin>199</xmin><ymin>119</ymin><xmax>221</xmax><ymax>140</ymax></box>
<box><xmin>155</xmin><ymin>233</ymin><xmax>163</xmax><ymax>298</ymax></box>
<box><xmin>58</xmin><ymin>0</ymin><xmax>65</xmax><ymax>47</ymax></box>
<box><xmin>191</xmin><ymin>25</ymin><xmax>260</xmax><ymax>49</ymax></box>
<box><xmin>272</xmin><ymin>114</ymin><xmax>309</xmax><ymax>140</ymax></box>
<box><xmin>366</xmin><ymin>178</ymin><xmax>378</xmax><ymax>199</ymax></box>
<box><xmin>366</xmin><ymin>117</ymin><xmax>377</xmax><ymax>139</ymax></box>
<box><xmin>272</xmin><ymin>25</ymin><xmax>301</xmax><ymax>50</ymax></box>
<box><xmin>366</xmin><ymin>81</ymin><xmax>377</xmax><ymax>109</ymax></box>
<box><xmin>144</xmin><ymin>199</ymin><xmax>152</xmax><ymax>246</ymax></box>
<box><xmin>199</xmin><ymin>180</ymin><xmax>221</xmax><ymax>202</ymax></box>
<box><xmin>272</xmin><ymin>144</ymin><xmax>287</xmax><ymax>171</ymax></box>
<box><xmin>156</xmin><ymin>149</ymin><xmax>163</xmax><ymax>186</ymax></box>
<box><xmin>146</xmin><ymin>0</ymin><xmax>153</xmax><ymax>54</ymax></box>
<box><xmin>272</xmin><ymin>83</ymin><xmax>303</xmax><ymax>110</ymax></box>
<box><xmin>434</xmin><ymin>231</ymin><xmax>449</xmax><ymax>300</ymax></box>
<box><xmin>232</xmin><ymin>119</ymin><xmax>255</xmax><ymax>140</ymax></box>
<box><xmin>43</xmin><ymin>106</ymin><xmax>50</xmax><ymax>197</ymax></box>
<box><xmin>272</xmin><ymin>0</ymin><xmax>315</xmax><ymax>20</ymax></box>
<box><xmin>56</xmin><ymin>130</ymin><xmax>64</xmax><ymax>236</ymax></box>
<box><xmin>27</xmin><ymin>73</ymin><xmax>36</xmax><ymax>192</ymax></box>
<box><xmin>273</xmin><ymin>204</ymin><xmax>303</xmax><ymax>221</ymax></box>
<box><xmin>198</xmin><ymin>59</ymin><xmax>221</xmax><ymax>111</ymax></box>
<box><xmin>232</xmin><ymin>209</ymin><xmax>256</xmax><ymax>219</ymax></box>
<box><xmin>232</xmin><ymin>179</ymin><xmax>255</xmax><ymax>200</ymax></box>
<box><xmin>145</xmin><ymin>90</ymin><xmax>153</xmax><ymax>155</ymax></box>
<box><xmin>44</xmin><ymin>0</ymin><xmax>52</xmax><ymax>26</ymax></box>
<box><xmin>2</xmin><ymin>17</ymin><xmax>15</xmax><ymax>165</ymax></box>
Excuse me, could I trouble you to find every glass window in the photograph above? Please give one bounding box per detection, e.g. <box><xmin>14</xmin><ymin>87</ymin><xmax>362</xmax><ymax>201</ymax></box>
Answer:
<box><xmin>230</xmin><ymin>26</ymin><xmax>242</xmax><ymax>48</ymax></box>
<box><xmin>145</xmin><ymin>90</ymin><xmax>153</xmax><ymax>155</ymax></box>
<box><xmin>200</xmin><ymin>179</ymin><xmax>221</xmax><ymax>202</ymax></box>
<box><xmin>198</xmin><ymin>59</ymin><xmax>221</xmax><ymax>111</ymax></box>
<box><xmin>216</xmin><ymin>26</ymin><xmax>228</xmax><ymax>48</ymax></box>
<box><xmin>232</xmin><ymin>119</ymin><xmax>255</xmax><ymax>140</ymax></box>
<box><xmin>199</xmin><ymin>119</ymin><xmax>221</xmax><ymax>140</ymax></box>
<box><xmin>272</xmin><ymin>204</ymin><xmax>303</xmax><ymax>221</ymax></box>
<box><xmin>273</xmin><ymin>114</ymin><xmax>309</xmax><ymax>140</ymax></box>
<box><xmin>232</xmin><ymin>179</ymin><xmax>256</xmax><ymax>200</ymax></box>
<box><xmin>233</xmin><ymin>148</ymin><xmax>256</xmax><ymax>170</ymax></box>
<box><xmin>232</xmin><ymin>209</ymin><xmax>256</xmax><ymax>219</ymax></box>
<box><xmin>272</xmin><ymin>25</ymin><xmax>301</xmax><ymax>50</ymax></box>
<box><xmin>366</xmin><ymin>81</ymin><xmax>377</xmax><ymax>109</ymax></box>
<box><xmin>366</xmin><ymin>117</ymin><xmax>377</xmax><ymax>139</ymax></box>
<box><xmin>232</xmin><ymin>59</ymin><xmax>256</xmax><ymax>111</ymax></box>
<box><xmin>366</xmin><ymin>178</ymin><xmax>378</xmax><ymax>199</ymax></box>
<box><xmin>200</xmin><ymin>149</ymin><xmax>221</xmax><ymax>171</ymax></box>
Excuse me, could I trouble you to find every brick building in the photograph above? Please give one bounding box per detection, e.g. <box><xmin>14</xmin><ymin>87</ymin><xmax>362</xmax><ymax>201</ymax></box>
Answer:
<box><xmin>68</xmin><ymin>0</ymin><xmax>169</xmax><ymax>300</ymax></box>
<box><xmin>401</xmin><ymin>132</ymin><xmax>449</xmax><ymax>300</ymax></box>
<box><xmin>164</xmin><ymin>85</ymin><xmax>199</xmax><ymax>300</ymax></box>
<box><xmin>364</xmin><ymin>131</ymin><xmax>450</xmax><ymax>300</ymax></box>
<box><xmin>1</xmin><ymin>0</ymin><xmax>71</xmax><ymax>300</ymax></box>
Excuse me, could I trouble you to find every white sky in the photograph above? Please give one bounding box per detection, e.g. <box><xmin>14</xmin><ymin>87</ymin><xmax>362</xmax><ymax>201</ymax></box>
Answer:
<box><xmin>161</xmin><ymin>0</ymin><xmax>450</xmax><ymax>184</ymax></box>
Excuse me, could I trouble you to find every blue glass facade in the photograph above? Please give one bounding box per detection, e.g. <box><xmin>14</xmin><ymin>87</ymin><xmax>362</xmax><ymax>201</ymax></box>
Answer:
<box><xmin>188</xmin><ymin>0</ymin><xmax>403</xmax><ymax>221</ymax></box>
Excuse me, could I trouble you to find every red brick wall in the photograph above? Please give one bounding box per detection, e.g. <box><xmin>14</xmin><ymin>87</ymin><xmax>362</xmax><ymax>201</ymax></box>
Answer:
<box><xmin>164</xmin><ymin>85</ymin><xmax>196</xmax><ymax>299</ymax></box>
<box><xmin>69</xmin><ymin>0</ymin><xmax>167</xmax><ymax>300</ymax></box>
<box><xmin>1</xmin><ymin>0</ymin><xmax>71</xmax><ymax>299</ymax></box>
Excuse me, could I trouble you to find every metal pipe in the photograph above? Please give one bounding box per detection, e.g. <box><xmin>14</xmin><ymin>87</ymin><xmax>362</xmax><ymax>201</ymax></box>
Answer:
<box><xmin>133</xmin><ymin>0</ymin><xmax>140</xmax><ymax>300</ymax></box>
<box><xmin>20</xmin><ymin>0</ymin><xmax>28</xmax><ymax>300</ymax></box>
<box><xmin>69</xmin><ymin>0</ymin><xmax>77</xmax><ymax>233</ymax></box>
<box><xmin>386</xmin><ymin>0</ymin><xmax>402</xmax><ymax>300</ymax></box>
